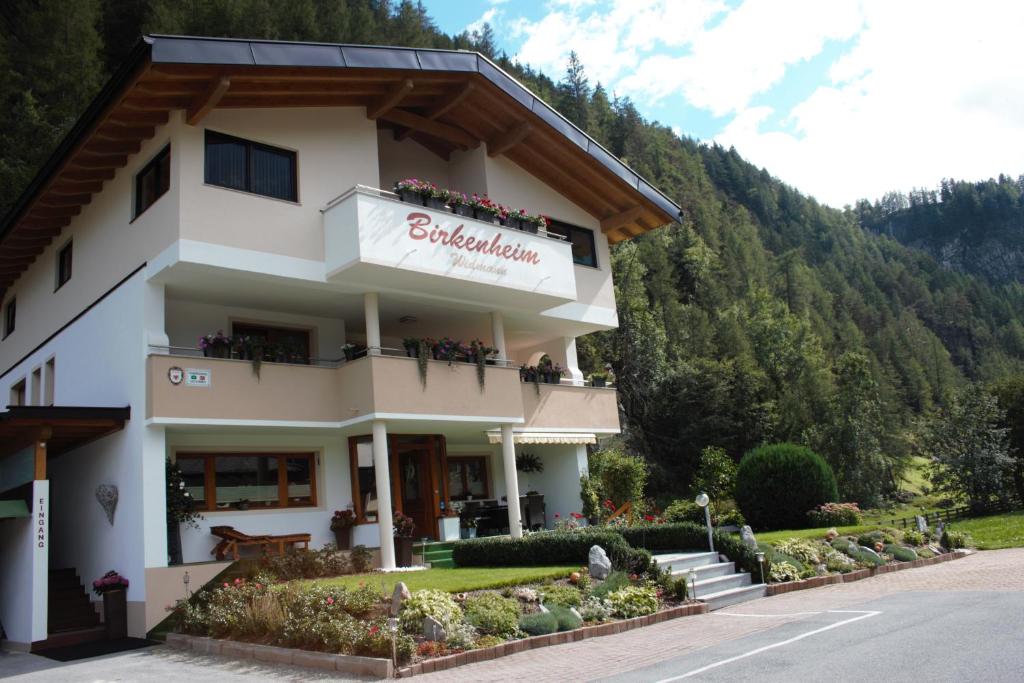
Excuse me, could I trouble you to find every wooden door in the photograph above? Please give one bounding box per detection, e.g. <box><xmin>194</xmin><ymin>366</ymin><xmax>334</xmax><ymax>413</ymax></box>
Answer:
<box><xmin>390</xmin><ymin>435</ymin><xmax>449</xmax><ymax>540</ymax></box>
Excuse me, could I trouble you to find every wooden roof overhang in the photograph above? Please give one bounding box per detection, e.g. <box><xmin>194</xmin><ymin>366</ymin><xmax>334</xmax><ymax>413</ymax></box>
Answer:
<box><xmin>0</xmin><ymin>36</ymin><xmax>681</xmax><ymax>301</ymax></box>
<box><xmin>0</xmin><ymin>406</ymin><xmax>130</xmax><ymax>459</ymax></box>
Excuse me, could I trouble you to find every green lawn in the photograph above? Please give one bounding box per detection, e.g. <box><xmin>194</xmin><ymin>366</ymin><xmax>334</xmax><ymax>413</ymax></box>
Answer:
<box><xmin>754</xmin><ymin>524</ymin><xmax>883</xmax><ymax>545</ymax></box>
<box><xmin>306</xmin><ymin>565</ymin><xmax>577</xmax><ymax>594</ymax></box>
<box><xmin>947</xmin><ymin>511</ymin><xmax>1024</xmax><ymax>550</ymax></box>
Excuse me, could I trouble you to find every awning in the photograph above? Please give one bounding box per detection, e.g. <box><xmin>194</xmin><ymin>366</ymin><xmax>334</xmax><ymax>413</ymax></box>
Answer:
<box><xmin>0</xmin><ymin>499</ymin><xmax>29</xmax><ymax>519</ymax></box>
<box><xmin>0</xmin><ymin>406</ymin><xmax>130</xmax><ymax>459</ymax></box>
<box><xmin>487</xmin><ymin>432</ymin><xmax>597</xmax><ymax>445</ymax></box>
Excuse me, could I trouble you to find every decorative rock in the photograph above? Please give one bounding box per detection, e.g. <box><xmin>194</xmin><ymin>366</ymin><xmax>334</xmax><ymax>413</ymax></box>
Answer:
<box><xmin>825</xmin><ymin>527</ymin><xmax>839</xmax><ymax>541</ymax></box>
<box><xmin>935</xmin><ymin>521</ymin><xmax>945</xmax><ymax>540</ymax></box>
<box><xmin>538</xmin><ymin>604</ymin><xmax>550</xmax><ymax>613</ymax></box>
<box><xmin>423</xmin><ymin>616</ymin><xmax>447</xmax><ymax>642</ymax></box>
<box><xmin>569</xmin><ymin>572</ymin><xmax>581</xmax><ymax>584</ymax></box>
<box><xmin>569</xmin><ymin>607</ymin><xmax>583</xmax><ymax>621</ymax></box>
<box><xmin>857</xmin><ymin>545</ymin><xmax>882</xmax><ymax>563</ymax></box>
<box><xmin>391</xmin><ymin>582</ymin><xmax>410</xmax><ymax>616</ymax></box>
<box><xmin>740</xmin><ymin>525</ymin><xmax>758</xmax><ymax>550</ymax></box>
<box><xmin>588</xmin><ymin>545</ymin><xmax>612</xmax><ymax>580</ymax></box>
<box><xmin>915</xmin><ymin>515</ymin><xmax>929</xmax><ymax>534</ymax></box>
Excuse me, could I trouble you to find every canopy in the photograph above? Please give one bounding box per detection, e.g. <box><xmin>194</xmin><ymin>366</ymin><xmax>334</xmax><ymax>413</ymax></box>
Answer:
<box><xmin>487</xmin><ymin>431</ymin><xmax>597</xmax><ymax>445</ymax></box>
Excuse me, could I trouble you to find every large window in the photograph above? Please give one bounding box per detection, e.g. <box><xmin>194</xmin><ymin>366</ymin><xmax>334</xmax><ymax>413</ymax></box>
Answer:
<box><xmin>205</xmin><ymin>130</ymin><xmax>297</xmax><ymax>202</ymax></box>
<box><xmin>134</xmin><ymin>145</ymin><xmax>170</xmax><ymax>218</ymax></box>
<box><xmin>447</xmin><ymin>456</ymin><xmax>489</xmax><ymax>501</ymax></box>
<box><xmin>3</xmin><ymin>298</ymin><xmax>14</xmax><ymax>339</ymax></box>
<box><xmin>55</xmin><ymin>240</ymin><xmax>72</xmax><ymax>290</ymax></box>
<box><xmin>174</xmin><ymin>453</ymin><xmax>316</xmax><ymax>511</ymax></box>
<box><xmin>547</xmin><ymin>219</ymin><xmax>597</xmax><ymax>268</ymax></box>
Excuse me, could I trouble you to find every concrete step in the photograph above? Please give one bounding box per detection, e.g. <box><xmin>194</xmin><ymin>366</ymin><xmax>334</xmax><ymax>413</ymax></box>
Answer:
<box><xmin>653</xmin><ymin>551</ymin><xmax>719</xmax><ymax>572</ymax></box>
<box><xmin>427</xmin><ymin>558</ymin><xmax>456</xmax><ymax>568</ymax></box>
<box><xmin>693</xmin><ymin>571</ymin><xmax>751</xmax><ymax>595</ymax></box>
<box><xmin>669</xmin><ymin>561</ymin><xmax>735</xmax><ymax>581</ymax></box>
<box><xmin>698</xmin><ymin>582</ymin><xmax>768</xmax><ymax>611</ymax></box>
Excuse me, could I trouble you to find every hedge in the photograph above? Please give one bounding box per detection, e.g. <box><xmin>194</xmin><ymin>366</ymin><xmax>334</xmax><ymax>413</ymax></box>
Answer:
<box><xmin>735</xmin><ymin>443</ymin><xmax>838</xmax><ymax>530</ymax></box>
<box><xmin>451</xmin><ymin>528</ymin><xmax>652</xmax><ymax>574</ymax></box>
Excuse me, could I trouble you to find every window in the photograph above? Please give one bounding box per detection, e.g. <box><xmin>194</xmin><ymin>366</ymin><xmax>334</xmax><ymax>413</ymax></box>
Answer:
<box><xmin>134</xmin><ymin>145</ymin><xmax>170</xmax><ymax>218</ymax></box>
<box><xmin>232</xmin><ymin>322</ymin><xmax>311</xmax><ymax>364</ymax></box>
<box><xmin>9</xmin><ymin>379</ymin><xmax>26</xmax><ymax>407</ymax></box>
<box><xmin>205</xmin><ymin>131</ymin><xmax>297</xmax><ymax>202</ymax></box>
<box><xmin>349</xmin><ymin>437</ymin><xmax>378</xmax><ymax>522</ymax></box>
<box><xmin>30</xmin><ymin>367</ymin><xmax>41</xmax><ymax>407</ymax></box>
<box><xmin>174</xmin><ymin>453</ymin><xmax>317</xmax><ymax>511</ymax></box>
<box><xmin>55</xmin><ymin>240</ymin><xmax>72</xmax><ymax>290</ymax></box>
<box><xmin>546</xmin><ymin>219</ymin><xmax>597</xmax><ymax>268</ymax></box>
<box><xmin>3</xmin><ymin>298</ymin><xmax>14</xmax><ymax>338</ymax></box>
<box><xmin>447</xmin><ymin>456</ymin><xmax>490</xmax><ymax>501</ymax></box>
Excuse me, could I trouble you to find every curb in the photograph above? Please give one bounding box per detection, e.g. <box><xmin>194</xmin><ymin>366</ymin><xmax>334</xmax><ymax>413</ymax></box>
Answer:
<box><xmin>765</xmin><ymin>549</ymin><xmax>970</xmax><ymax>596</ymax></box>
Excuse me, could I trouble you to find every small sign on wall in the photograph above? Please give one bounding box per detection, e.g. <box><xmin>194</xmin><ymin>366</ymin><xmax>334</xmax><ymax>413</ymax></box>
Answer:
<box><xmin>184</xmin><ymin>368</ymin><xmax>211</xmax><ymax>387</ymax></box>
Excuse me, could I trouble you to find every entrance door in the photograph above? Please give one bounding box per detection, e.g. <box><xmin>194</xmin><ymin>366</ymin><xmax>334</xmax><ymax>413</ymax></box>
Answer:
<box><xmin>391</xmin><ymin>436</ymin><xmax>448</xmax><ymax>540</ymax></box>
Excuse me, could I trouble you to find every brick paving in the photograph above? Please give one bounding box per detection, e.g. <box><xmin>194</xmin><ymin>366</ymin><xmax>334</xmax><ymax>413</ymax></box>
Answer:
<box><xmin>417</xmin><ymin>549</ymin><xmax>1024</xmax><ymax>682</ymax></box>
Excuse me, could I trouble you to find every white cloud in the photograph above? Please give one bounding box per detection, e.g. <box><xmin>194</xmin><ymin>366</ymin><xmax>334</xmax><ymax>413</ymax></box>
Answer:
<box><xmin>716</xmin><ymin>1</ymin><xmax>1024</xmax><ymax>205</ymax></box>
<box><xmin>466</xmin><ymin>7</ymin><xmax>498</xmax><ymax>35</ymax></box>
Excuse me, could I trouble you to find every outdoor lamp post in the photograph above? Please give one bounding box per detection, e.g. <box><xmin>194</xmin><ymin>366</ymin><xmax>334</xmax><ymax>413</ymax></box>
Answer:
<box><xmin>755</xmin><ymin>552</ymin><xmax>766</xmax><ymax>585</ymax></box>
<box><xmin>695</xmin><ymin>492</ymin><xmax>714</xmax><ymax>553</ymax></box>
<box><xmin>688</xmin><ymin>568</ymin><xmax>698</xmax><ymax>599</ymax></box>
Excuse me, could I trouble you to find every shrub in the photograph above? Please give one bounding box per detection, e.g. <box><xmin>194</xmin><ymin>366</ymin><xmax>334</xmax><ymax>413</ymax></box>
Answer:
<box><xmin>807</xmin><ymin>502</ymin><xmax>863</xmax><ymax>527</ymax></box>
<box><xmin>884</xmin><ymin>544</ymin><xmax>918</xmax><ymax>562</ymax></box>
<box><xmin>452</xmin><ymin>528</ymin><xmax>642</xmax><ymax>572</ymax></box>
<box><xmin>398</xmin><ymin>590</ymin><xmax>462</xmax><ymax>635</ymax></box>
<box><xmin>773</xmin><ymin>538</ymin><xmax>825</xmax><ymax>565</ymax></box>
<box><xmin>916</xmin><ymin>547</ymin><xmax>935</xmax><ymax>559</ymax></box>
<box><xmin>857</xmin><ymin>530</ymin><xmax>897</xmax><ymax>547</ymax></box>
<box><xmin>735</xmin><ymin>443</ymin><xmax>838</xmax><ymax>530</ymax></box>
<box><xmin>692</xmin><ymin>446</ymin><xmax>738</xmax><ymax>505</ymax></box>
<box><xmin>463</xmin><ymin>593</ymin><xmax>520</xmax><ymax>638</ymax></box>
<box><xmin>942</xmin><ymin>529</ymin><xmax>972</xmax><ymax>549</ymax></box>
<box><xmin>474</xmin><ymin>635</ymin><xmax>506</xmax><ymax>649</ymax></box>
<box><xmin>768</xmin><ymin>562</ymin><xmax>800</xmax><ymax>583</ymax></box>
<box><xmin>519</xmin><ymin>611</ymin><xmax>558</xmax><ymax>636</ymax></box>
<box><xmin>445</xmin><ymin>621</ymin><xmax>478</xmax><ymax>650</ymax></box>
<box><xmin>547</xmin><ymin>604</ymin><xmax>583</xmax><ymax>631</ymax></box>
<box><xmin>901</xmin><ymin>529</ymin><xmax>925</xmax><ymax>546</ymax></box>
<box><xmin>538</xmin><ymin>584</ymin><xmax>582</xmax><ymax>607</ymax></box>
<box><xmin>587</xmin><ymin>448</ymin><xmax>650</xmax><ymax>517</ymax></box>
<box><xmin>851</xmin><ymin>547</ymin><xmax>884</xmax><ymax>566</ymax></box>
<box><xmin>259</xmin><ymin>545</ymin><xmax>349</xmax><ymax>580</ymax></box>
<box><xmin>590</xmin><ymin>570</ymin><xmax>630</xmax><ymax>599</ymax></box>
<box><xmin>577</xmin><ymin>597</ymin><xmax>613</xmax><ymax>622</ymax></box>
<box><xmin>606</xmin><ymin>586</ymin><xmax>658</xmax><ymax>618</ymax></box>
<box><xmin>662</xmin><ymin>499</ymin><xmax>704</xmax><ymax>525</ymax></box>
<box><xmin>351</xmin><ymin>545</ymin><xmax>374</xmax><ymax>573</ymax></box>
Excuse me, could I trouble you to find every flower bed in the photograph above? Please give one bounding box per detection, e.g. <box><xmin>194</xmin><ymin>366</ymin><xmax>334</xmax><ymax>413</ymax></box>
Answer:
<box><xmin>392</xmin><ymin>179</ymin><xmax>550</xmax><ymax>234</ymax></box>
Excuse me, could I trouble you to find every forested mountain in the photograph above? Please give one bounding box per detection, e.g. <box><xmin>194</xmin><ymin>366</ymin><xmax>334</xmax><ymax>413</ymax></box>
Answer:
<box><xmin>854</xmin><ymin>176</ymin><xmax>1024</xmax><ymax>285</ymax></box>
<box><xmin>4</xmin><ymin>0</ymin><xmax>1024</xmax><ymax>506</ymax></box>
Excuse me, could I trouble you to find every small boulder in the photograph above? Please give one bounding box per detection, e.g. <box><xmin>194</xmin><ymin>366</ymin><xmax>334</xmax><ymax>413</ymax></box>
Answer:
<box><xmin>740</xmin><ymin>525</ymin><xmax>758</xmax><ymax>550</ymax></box>
<box><xmin>915</xmin><ymin>515</ymin><xmax>929</xmax><ymax>534</ymax></box>
<box><xmin>390</xmin><ymin>581</ymin><xmax>411</xmax><ymax>616</ymax></box>
<box><xmin>825</xmin><ymin>528</ymin><xmax>839</xmax><ymax>541</ymax></box>
<box><xmin>589</xmin><ymin>545</ymin><xmax>612</xmax><ymax>580</ymax></box>
<box><xmin>538</xmin><ymin>603</ymin><xmax>550</xmax><ymax>613</ymax></box>
<box><xmin>857</xmin><ymin>545</ymin><xmax>882</xmax><ymax>563</ymax></box>
<box><xmin>423</xmin><ymin>616</ymin><xmax>446</xmax><ymax>642</ymax></box>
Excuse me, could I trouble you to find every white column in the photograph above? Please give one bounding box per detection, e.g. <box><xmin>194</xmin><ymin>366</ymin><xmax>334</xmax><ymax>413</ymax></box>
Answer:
<box><xmin>31</xmin><ymin>480</ymin><xmax>49</xmax><ymax>643</ymax></box>
<box><xmin>372</xmin><ymin>420</ymin><xmax>396</xmax><ymax>569</ymax></box>
<box><xmin>490</xmin><ymin>311</ymin><xmax>506</xmax><ymax>361</ymax></box>
<box><xmin>364</xmin><ymin>292</ymin><xmax>381</xmax><ymax>356</ymax></box>
<box><xmin>563</xmin><ymin>336</ymin><xmax>584</xmax><ymax>386</ymax></box>
<box><xmin>500</xmin><ymin>424</ymin><xmax>523</xmax><ymax>538</ymax></box>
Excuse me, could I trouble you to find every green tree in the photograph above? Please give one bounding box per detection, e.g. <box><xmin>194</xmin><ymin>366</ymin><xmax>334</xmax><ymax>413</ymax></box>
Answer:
<box><xmin>988</xmin><ymin>377</ymin><xmax>1024</xmax><ymax>502</ymax></box>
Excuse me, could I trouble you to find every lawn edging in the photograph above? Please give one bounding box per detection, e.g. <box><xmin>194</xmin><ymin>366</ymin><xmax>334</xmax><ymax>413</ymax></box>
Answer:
<box><xmin>765</xmin><ymin>549</ymin><xmax>971</xmax><ymax>596</ymax></box>
<box><xmin>164</xmin><ymin>633</ymin><xmax>393</xmax><ymax>678</ymax></box>
<box><xmin>397</xmin><ymin>602</ymin><xmax>707</xmax><ymax>677</ymax></box>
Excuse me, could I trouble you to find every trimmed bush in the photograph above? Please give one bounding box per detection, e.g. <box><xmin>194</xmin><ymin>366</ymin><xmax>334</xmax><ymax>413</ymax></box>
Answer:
<box><xmin>519</xmin><ymin>611</ymin><xmax>558</xmax><ymax>636</ymax></box>
<box><xmin>662</xmin><ymin>499</ymin><xmax>704</xmax><ymax>525</ymax></box>
<box><xmin>453</xmin><ymin>528</ymin><xmax>645</xmax><ymax>572</ymax></box>
<box><xmin>463</xmin><ymin>592</ymin><xmax>520</xmax><ymax>638</ymax></box>
<box><xmin>398</xmin><ymin>590</ymin><xmax>462</xmax><ymax>635</ymax></box>
<box><xmin>884</xmin><ymin>544</ymin><xmax>918</xmax><ymax>562</ymax></box>
<box><xmin>547</xmin><ymin>604</ymin><xmax>583</xmax><ymax>631</ymax></box>
<box><xmin>857</xmin><ymin>530</ymin><xmax>896</xmax><ymax>547</ymax></box>
<box><xmin>768</xmin><ymin>562</ymin><xmax>800</xmax><ymax>583</ymax></box>
<box><xmin>735</xmin><ymin>443</ymin><xmax>838</xmax><ymax>530</ymax></box>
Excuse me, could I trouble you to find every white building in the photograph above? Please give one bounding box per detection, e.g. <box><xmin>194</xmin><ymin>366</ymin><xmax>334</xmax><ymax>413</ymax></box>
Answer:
<box><xmin>0</xmin><ymin>35</ymin><xmax>679</xmax><ymax>651</ymax></box>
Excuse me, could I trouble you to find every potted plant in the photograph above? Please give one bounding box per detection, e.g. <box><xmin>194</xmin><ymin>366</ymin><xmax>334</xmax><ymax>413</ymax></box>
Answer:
<box><xmin>469</xmin><ymin>339</ymin><xmax>493</xmax><ymax>390</ymax></box>
<box><xmin>394</xmin><ymin>178</ymin><xmax>426</xmax><ymax>205</ymax></box>
<box><xmin>393</xmin><ymin>510</ymin><xmax>416</xmax><ymax>566</ymax></box>
<box><xmin>425</xmin><ymin>183</ymin><xmax>449</xmax><ymax>210</ymax></box>
<box><xmin>470</xmin><ymin>194</ymin><xmax>501</xmax><ymax>224</ymax></box>
<box><xmin>342</xmin><ymin>342</ymin><xmax>359</xmax><ymax>362</ymax></box>
<box><xmin>166</xmin><ymin>459</ymin><xmax>203</xmax><ymax>566</ymax></box>
<box><xmin>550</xmin><ymin>363</ymin><xmax>564</xmax><ymax>384</ymax></box>
<box><xmin>449</xmin><ymin>191</ymin><xmax>474</xmax><ymax>217</ymax></box>
<box><xmin>330</xmin><ymin>509</ymin><xmax>356</xmax><ymax>550</ymax></box>
<box><xmin>402</xmin><ymin>337</ymin><xmax>420</xmax><ymax>358</ymax></box>
<box><xmin>459</xmin><ymin>511</ymin><xmax>478</xmax><ymax>539</ymax></box>
<box><xmin>199</xmin><ymin>330</ymin><xmax>232</xmax><ymax>358</ymax></box>
<box><xmin>516</xmin><ymin>452</ymin><xmax>544</xmax><ymax>473</ymax></box>
<box><xmin>524</xmin><ymin>213</ymin><xmax>547</xmax><ymax>234</ymax></box>
<box><xmin>590</xmin><ymin>371</ymin><xmax>607</xmax><ymax>388</ymax></box>
<box><xmin>92</xmin><ymin>571</ymin><xmax>129</xmax><ymax>639</ymax></box>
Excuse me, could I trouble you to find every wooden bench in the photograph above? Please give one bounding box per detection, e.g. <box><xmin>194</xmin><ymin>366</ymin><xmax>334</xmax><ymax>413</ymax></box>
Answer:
<box><xmin>209</xmin><ymin>525</ymin><xmax>311</xmax><ymax>561</ymax></box>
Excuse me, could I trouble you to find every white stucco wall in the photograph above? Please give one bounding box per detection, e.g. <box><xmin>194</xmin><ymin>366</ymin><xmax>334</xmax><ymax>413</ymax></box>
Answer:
<box><xmin>377</xmin><ymin>131</ymin><xmax>451</xmax><ymax>192</ymax></box>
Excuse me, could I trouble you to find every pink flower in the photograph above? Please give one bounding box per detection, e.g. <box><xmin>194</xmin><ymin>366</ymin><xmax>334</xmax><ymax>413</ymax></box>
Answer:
<box><xmin>223</xmin><ymin>583</ymin><xmax>229</xmax><ymax>588</ymax></box>
<box><xmin>554</xmin><ymin>513</ymin><xmax>561</xmax><ymax>519</ymax></box>
<box><xmin>326</xmin><ymin>597</ymin><xmax>335</xmax><ymax>605</ymax></box>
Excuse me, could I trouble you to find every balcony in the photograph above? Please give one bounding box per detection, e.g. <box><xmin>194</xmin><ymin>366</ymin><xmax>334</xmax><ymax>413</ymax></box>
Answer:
<box><xmin>521</xmin><ymin>382</ymin><xmax>620</xmax><ymax>433</ymax></box>
<box><xmin>322</xmin><ymin>186</ymin><xmax>577</xmax><ymax>311</ymax></box>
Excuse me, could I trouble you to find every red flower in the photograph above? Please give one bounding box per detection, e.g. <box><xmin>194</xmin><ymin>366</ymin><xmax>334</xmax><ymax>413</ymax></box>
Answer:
<box><xmin>223</xmin><ymin>583</ymin><xmax>229</xmax><ymax>588</ymax></box>
<box><xmin>369</xmin><ymin>625</ymin><xmax>380</xmax><ymax>635</ymax></box>
<box><xmin>644</xmin><ymin>515</ymin><xmax>654</xmax><ymax>522</ymax></box>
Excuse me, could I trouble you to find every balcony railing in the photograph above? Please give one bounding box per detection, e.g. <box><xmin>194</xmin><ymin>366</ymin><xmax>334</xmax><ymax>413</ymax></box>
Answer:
<box><xmin>322</xmin><ymin>186</ymin><xmax>577</xmax><ymax>311</ymax></box>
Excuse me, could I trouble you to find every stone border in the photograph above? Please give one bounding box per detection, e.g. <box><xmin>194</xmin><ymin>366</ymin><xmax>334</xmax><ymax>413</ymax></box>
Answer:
<box><xmin>765</xmin><ymin>549</ymin><xmax>969</xmax><ymax>596</ymax></box>
<box><xmin>398</xmin><ymin>603</ymin><xmax>708</xmax><ymax>677</ymax></box>
<box><xmin>164</xmin><ymin>633</ymin><xmax>393</xmax><ymax>678</ymax></box>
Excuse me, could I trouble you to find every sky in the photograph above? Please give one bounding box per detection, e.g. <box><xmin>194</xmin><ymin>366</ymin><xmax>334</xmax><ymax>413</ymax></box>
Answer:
<box><xmin>422</xmin><ymin>0</ymin><xmax>1024</xmax><ymax>208</ymax></box>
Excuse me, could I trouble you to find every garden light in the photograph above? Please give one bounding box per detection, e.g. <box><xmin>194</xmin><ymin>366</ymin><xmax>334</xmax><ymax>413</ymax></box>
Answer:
<box><xmin>688</xmin><ymin>568</ymin><xmax>698</xmax><ymax>599</ymax></box>
<box><xmin>695</xmin><ymin>492</ymin><xmax>714</xmax><ymax>553</ymax></box>
<box><xmin>755</xmin><ymin>552</ymin><xmax>766</xmax><ymax>585</ymax></box>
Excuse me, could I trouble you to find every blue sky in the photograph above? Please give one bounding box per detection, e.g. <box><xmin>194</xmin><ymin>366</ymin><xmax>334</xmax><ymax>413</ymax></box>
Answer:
<box><xmin>422</xmin><ymin>0</ymin><xmax>1024</xmax><ymax>208</ymax></box>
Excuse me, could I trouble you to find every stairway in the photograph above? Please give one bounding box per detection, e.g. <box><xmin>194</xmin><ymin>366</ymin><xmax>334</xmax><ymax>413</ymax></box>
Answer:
<box><xmin>35</xmin><ymin>568</ymin><xmax>105</xmax><ymax>650</ymax></box>
<box><xmin>420</xmin><ymin>541</ymin><xmax>457</xmax><ymax>568</ymax></box>
<box><xmin>654</xmin><ymin>551</ymin><xmax>766</xmax><ymax>610</ymax></box>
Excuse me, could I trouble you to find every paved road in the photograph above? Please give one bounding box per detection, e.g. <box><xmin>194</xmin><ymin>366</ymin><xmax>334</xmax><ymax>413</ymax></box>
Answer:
<box><xmin>2</xmin><ymin>549</ymin><xmax>1022</xmax><ymax>682</ymax></box>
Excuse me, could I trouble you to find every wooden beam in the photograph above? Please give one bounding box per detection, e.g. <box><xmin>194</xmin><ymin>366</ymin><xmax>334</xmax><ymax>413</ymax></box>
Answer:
<box><xmin>61</xmin><ymin>168</ymin><xmax>116</xmax><ymax>181</ymax></box>
<box><xmin>107</xmin><ymin>111</ymin><xmax>169</xmax><ymax>127</ymax></box>
<box><xmin>121</xmin><ymin>96</ymin><xmax>192</xmax><ymax>111</ymax></box>
<box><xmin>366</xmin><ymin>79</ymin><xmax>414</xmax><ymax>120</ymax></box>
<box><xmin>38</xmin><ymin>194</ymin><xmax>92</xmax><ymax>208</ymax></box>
<box><xmin>30</xmin><ymin>206</ymin><xmax>80</xmax><ymax>219</ymax></box>
<box><xmin>396</xmin><ymin>82</ymin><xmax>476</xmax><ymax>142</ymax></box>
<box><xmin>487</xmin><ymin>121</ymin><xmax>532</xmax><ymax>157</ymax></box>
<box><xmin>84</xmin><ymin>139</ymin><xmax>141</xmax><ymax>155</ymax></box>
<box><xmin>377</xmin><ymin>108</ymin><xmax>477</xmax><ymax>149</ymax></box>
<box><xmin>34</xmin><ymin>428</ymin><xmax>52</xmax><ymax>480</ymax></box>
<box><xmin>67</xmin><ymin>155</ymin><xmax>126</xmax><ymax>170</ymax></box>
<box><xmin>186</xmin><ymin>76</ymin><xmax>231</xmax><ymax>126</ymax></box>
<box><xmin>94</xmin><ymin>125</ymin><xmax>155</xmax><ymax>141</ymax></box>
<box><xmin>50</xmin><ymin>182</ymin><xmax>103</xmax><ymax>195</ymax></box>
<box><xmin>600</xmin><ymin>206</ymin><xmax>645</xmax><ymax>233</ymax></box>
<box><xmin>407</xmin><ymin>132</ymin><xmax>452</xmax><ymax>161</ymax></box>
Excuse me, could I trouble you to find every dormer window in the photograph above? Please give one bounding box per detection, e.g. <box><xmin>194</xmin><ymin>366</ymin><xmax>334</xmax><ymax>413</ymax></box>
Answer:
<box><xmin>204</xmin><ymin>131</ymin><xmax>297</xmax><ymax>202</ymax></box>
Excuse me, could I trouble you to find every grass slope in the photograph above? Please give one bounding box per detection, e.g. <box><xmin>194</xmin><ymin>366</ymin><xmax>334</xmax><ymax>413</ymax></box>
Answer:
<box><xmin>308</xmin><ymin>566</ymin><xmax>577</xmax><ymax>594</ymax></box>
<box><xmin>947</xmin><ymin>512</ymin><xmax>1024</xmax><ymax>550</ymax></box>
